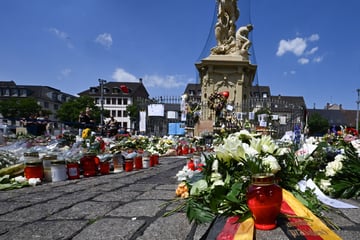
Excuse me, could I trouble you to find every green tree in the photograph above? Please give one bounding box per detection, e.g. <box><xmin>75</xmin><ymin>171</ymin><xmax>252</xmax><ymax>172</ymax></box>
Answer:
<box><xmin>308</xmin><ymin>112</ymin><xmax>329</xmax><ymax>135</ymax></box>
<box><xmin>126</xmin><ymin>103</ymin><xmax>140</xmax><ymax>131</ymax></box>
<box><xmin>56</xmin><ymin>96</ymin><xmax>103</xmax><ymax>127</ymax></box>
<box><xmin>0</xmin><ymin>98</ymin><xmax>43</xmax><ymax>119</ymax></box>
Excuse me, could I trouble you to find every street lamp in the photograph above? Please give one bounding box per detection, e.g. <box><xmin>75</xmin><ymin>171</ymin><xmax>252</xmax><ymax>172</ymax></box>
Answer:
<box><xmin>98</xmin><ymin>79</ymin><xmax>107</xmax><ymax>135</ymax></box>
<box><xmin>356</xmin><ymin>88</ymin><xmax>360</xmax><ymax>133</ymax></box>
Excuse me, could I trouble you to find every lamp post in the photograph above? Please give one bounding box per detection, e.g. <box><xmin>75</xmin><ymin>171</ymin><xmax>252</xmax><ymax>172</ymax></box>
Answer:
<box><xmin>98</xmin><ymin>79</ymin><xmax>107</xmax><ymax>135</ymax></box>
<box><xmin>356</xmin><ymin>88</ymin><xmax>360</xmax><ymax>134</ymax></box>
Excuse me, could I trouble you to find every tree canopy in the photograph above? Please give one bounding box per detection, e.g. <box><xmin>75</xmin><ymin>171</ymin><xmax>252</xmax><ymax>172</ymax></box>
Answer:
<box><xmin>308</xmin><ymin>112</ymin><xmax>329</xmax><ymax>135</ymax></box>
<box><xmin>0</xmin><ymin>98</ymin><xmax>45</xmax><ymax>120</ymax></box>
<box><xmin>56</xmin><ymin>96</ymin><xmax>104</xmax><ymax>126</ymax></box>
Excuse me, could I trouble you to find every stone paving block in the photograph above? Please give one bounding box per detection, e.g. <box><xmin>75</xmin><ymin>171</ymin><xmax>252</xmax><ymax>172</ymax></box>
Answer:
<box><xmin>193</xmin><ymin>222</ymin><xmax>211</xmax><ymax>240</ymax></box>
<box><xmin>46</xmin><ymin>190</ymin><xmax>100</xmax><ymax>205</ymax></box>
<box><xmin>47</xmin><ymin>201</ymin><xmax>119</xmax><ymax>220</ymax></box>
<box><xmin>155</xmin><ymin>183</ymin><xmax>178</xmax><ymax>190</ymax></box>
<box><xmin>11</xmin><ymin>190</ymin><xmax>64</xmax><ymax>204</ymax></box>
<box><xmin>72</xmin><ymin>217</ymin><xmax>145</xmax><ymax>240</ymax></box>
<box><xmin>0</xmin><ymin>221</ymin><xmax>23</xmax><ymax>235</ymax></box>
<box><xmin>136</xmin><ymin>189</ymin><xmax>176</xmax><ymax>200</ymax></box>
<box><xmin>107</xmin><ymin>200</ymin><xmax>166</xmax><ymax>218</ymax></box>
<box><xmin>0</xmin><ymin>201</ymin><xmax>31</xmax><ymax>215</ymax></box>
<box><xmin>0</xmin><ymin>190</ymin><xmax>24</xmax><ymax>201</ymax></box>
<box><xmin>92</xmin><ymin>189</ymin><xmax>142</xmax><ymax>202</ymax></box>
<box><xmin>49</xmin><ymin>182</ymin><xmax>92</xmax><ymax>193</ymax></box>
<box><xmin>0</xmin><ymin>202</ymin><xmax>70</xmax><ymax>222</ymax></box>
<box><xmin>136</xmin><ymin>212</ymin><xmax>192</xmax><ymax>240</ymax></box>
<box><xmin>0</xmin><ymin>220</ymin><xmax>88</xmax><ymax>240</ymax></box>
<box><xmin>121</xmin><ymin>183</ymin><xmax>157</xmax><ymax>192</ymax></box>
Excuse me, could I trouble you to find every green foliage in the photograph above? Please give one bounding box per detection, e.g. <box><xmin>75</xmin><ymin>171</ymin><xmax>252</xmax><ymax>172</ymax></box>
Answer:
<box><xmin>56</xmin><ymin>96</ymin><xmax>102</xmax><ymax>126</ymax></box>
<box><xmin>329</xmin><ymin>145</ymin><xmax>360</xmax><ymax>198</ymax></box>
<box><xmin>308</xmin><ymin>113</ymin><xmax>329</xmax><ymax>135</ymax></box>
<box><xmin>0</xmin><ymin>98</ymin><xmax>42</xmax><ymax>119</ymax></box>
<box><xmin>126</xmin><ymin>104</ymin><xmax>139</xmax><ymax>122</ymax></box>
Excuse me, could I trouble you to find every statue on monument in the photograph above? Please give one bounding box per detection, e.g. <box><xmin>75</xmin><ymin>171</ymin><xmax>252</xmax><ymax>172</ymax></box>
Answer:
<box><xmin>211</xmin><ymin>0</ymin><xmax>253</xmax><ymax>60</ymax></box>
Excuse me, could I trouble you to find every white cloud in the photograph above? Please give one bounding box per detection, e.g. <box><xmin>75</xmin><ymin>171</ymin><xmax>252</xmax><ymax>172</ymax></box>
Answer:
<box><xmin>95</xmin><ymin>33</ymin><xmax>113</xmax><ymax>49</ymax></box>
<box><xmin>111</xmin><ymin>68</ymin><xmax>188</xmax><ymax>90</ymax></box>
<box><xmin>277</xmin><ymin>33</ymin><xmax>323</xmax><ymax>65</ymax></box>
<box><xmin>49</xmin><ymin>28</ymin><xmax>68</xmax><ymax>39</ymax></box>
<box><xmin>308</xmin><ymin>34</ymin><xmax>320</xmax><ymax>42</ymax></box>
<box><xmin>276</xmin><ymin>38</ymin><xmax>307</xmax><ymax>56</ymax></box>
<box><xmin>61</xmin><ymin>68</ymin><xmax>72</xmax><ymax>77</ymax></box>
<box><xmin>306</xmin><ymin>47</ymin><xmax>318</xmax><ymax>55</ymax></box>
<box><xmin>48</xmin><ymin>27</ymin><xmax>73</xmax><ymax>48</ymax></box>
<box><xmin>143</xmin><ymin>74</ymin><xmax>187</xmax><ymax>89</ymax></box>
<box><xmin>283</xmin><ymin>70</ymin><xmax>296</xmax><ymax>76</ymax></box>
<box><xmin>313</xmin><ymin>56</ymin><xmax>323</xmax><ymax>63</ymax></box>
<box><xmin>298</xmin><ymin>58</ymin><xmax>309</xmax><ymax>64</ymax></box>
<box><xmin>112</xmin><ymin>68</ymin><xmax>138</xmax><ymax>82</ymax></box>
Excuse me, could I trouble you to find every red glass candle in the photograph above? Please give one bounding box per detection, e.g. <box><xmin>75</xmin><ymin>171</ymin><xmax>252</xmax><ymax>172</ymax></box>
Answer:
<box><xmin>124</xmin><ymin>160</ymin><xmax>133</xmax><ymax>172</ymax></box>
<box><xmin>99</xmin><ymin>162</ymin><xmax>110</xmax><ymax>175</ymax></box>
<box><xmin>134</xmin><ymin>156</ymin><xmax>143</xmax><ymax>170</ymax></box>
<box><xmin>246</xmin><ymin>173</ymin><xmax>282</xmax><ymax>230</ymax></box>
<box><xmin>152</xmin><ymin>154</ymin><xmax>159</xmax><ymax>165</ymax></box>
<box><xmin>67</xmin><ymin>162</ymin><xmax>80</xmax><ymax>179</ymax></box>
<box><xmin>177</xmin><ymin>145</ymin><xmax>183</xmax><ymax>155</ymax></box>
<box><xmin>149</xmin><ymin>155</ymin><xmax>155</xmax><ymax>167</ymax></box>
<box><xmin>182</xmin><ymin>145</ymin><xmax>189</xmax><ymax>155</ymax></box>
<box><xmin>24</xmin><ymin>161</ymin><xmax>44</xmax><ymax>179</ymax></box>
<box><xmin>80</xmin><ymin>153</ymin><xmax>99</xmax><ymax>177</ymax></box>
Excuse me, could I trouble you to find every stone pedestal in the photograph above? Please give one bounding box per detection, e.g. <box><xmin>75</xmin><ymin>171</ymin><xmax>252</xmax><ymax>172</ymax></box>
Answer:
<box><xmin>195</xmin><ymin>55</ymin><xmax>257</xmax><ymax>134</ymax></box>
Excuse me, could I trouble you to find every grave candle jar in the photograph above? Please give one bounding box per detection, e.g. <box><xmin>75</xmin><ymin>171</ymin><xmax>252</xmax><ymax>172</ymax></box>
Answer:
<box><xmin>246</xmin><ymin>173</ymin><xmax>282</xmax><ymax>230</ymax></box>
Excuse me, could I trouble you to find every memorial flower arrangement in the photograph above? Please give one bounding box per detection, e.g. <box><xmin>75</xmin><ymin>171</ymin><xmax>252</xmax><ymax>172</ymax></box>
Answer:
<box><xmin>166</xmin><ymin>130</ymin><xmax>332</xmax><ymax>225</ymax></box>
<box><xmin>208</xmin><ymin>92</ymin><xmax>227</xmax><ymax>112</ymax></box>
<box><xmin>313</xmin><ymin>133</ymin><xmax>360</xmax><ymax>198</ymax></box>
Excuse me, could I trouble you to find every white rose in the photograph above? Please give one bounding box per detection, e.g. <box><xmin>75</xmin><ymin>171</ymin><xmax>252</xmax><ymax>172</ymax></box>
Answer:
<box><xmin>325</xmin><ymin>160</ymin><xmax>343</xmax><ymax>177</ymax></box>
<box><xmin>262</xmin><ymin>155</ymin><xmax>281</xmax><ymax>174</ymax></box>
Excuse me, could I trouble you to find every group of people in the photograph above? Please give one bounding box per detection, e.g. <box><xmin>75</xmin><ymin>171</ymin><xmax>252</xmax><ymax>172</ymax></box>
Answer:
<box><xmin>78</xmin><ymin>107</ymin><xmax>129</xmax><ymax>137</ymax></box>
<box><xmin>20</xmin><ymin>112</ymin><xmax>54</xmax><ymax>136</ymax></box>
<box><xmin>78</xmin><ymin>107</ymin><xmax>95</xmax><ymax>130</ymax></box>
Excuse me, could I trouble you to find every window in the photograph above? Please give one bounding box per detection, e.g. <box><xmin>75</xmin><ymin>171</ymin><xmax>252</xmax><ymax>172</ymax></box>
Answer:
<box><xmin>19</xmin><ymin>89</ymin><xmax>27</xmax><ymax>97</ymax></box>
<box><xmin>111</xmin><ymin>98</ymin><xmax>116</xmax><ymax>105</ymax></box>
<box><xmin>3</xmin><ymin>89</ymin><xmax>9</xmax><ymax>96</ymax></box>
<box><xmin>112</xmin><ymin>88</ymin><xmax>120</xmax><ymax>94</ymax></box>
<box><xmin>106</xmin><ymin>98</ymin><xmax>111</xmax><ymax>105</ymax></box>
<box><xmin>123</xmin><ymin>110</ymin><xmax>128</xmax><ymax>117</ymax></box>
<box><xmin>123</xmin><ymin>122</ymin><xmax>128</xmax><ymax>129</ymax></box>
<box><xmin>11</xmin><ymin>89</ymin><xmax>18</xmax><ymax>96</ymax></box>
<box><xmin>117</xmin><ymin>98</ymin><xmax>122</xmax><ymax>105</ymax></box>
<box><xmin>123</xmin><ymin>98</ymin><xmax>128</xmax><ymax>105</ymax></box>
<box><xmin>262</xmin><ymin>92</ymin><xmax>268</xmax><ymax>98</ymax></box>
<box><xmin>44</xmin><ymin>102</ymin><xmax>49</xmax><ymax>108</ymax></box>
<box><xmin>111</xmin><ymin>110</ymin><xmax>116</xmax><ymax>117</ymax></box>
<box><xmin>90</xmin><ymin>87</ymin><xmax>98</xmax><ymax>94</ymax></box>
<box><xmin>117</xmin><ymin>110</ymin><xmax>122</xmax><ymax>117</ymax></box>
<box><xmin>52</xmin><ymin>92</ymin><xmax>57</xmax><ymax>101</ymax></box>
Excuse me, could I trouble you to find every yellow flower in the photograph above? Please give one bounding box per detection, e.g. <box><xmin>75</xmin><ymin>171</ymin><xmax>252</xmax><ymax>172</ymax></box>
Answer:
<box><xmin>82</xmin><ymin>128</ymin><xmax>91</xmax><ymax>139</ymax></box>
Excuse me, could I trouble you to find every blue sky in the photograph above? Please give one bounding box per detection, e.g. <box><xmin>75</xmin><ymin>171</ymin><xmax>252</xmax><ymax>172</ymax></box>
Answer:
<box><xmin>0</xmin><ymin>0</ymin><xmax>359</xmax><ymax>110</ymax></box>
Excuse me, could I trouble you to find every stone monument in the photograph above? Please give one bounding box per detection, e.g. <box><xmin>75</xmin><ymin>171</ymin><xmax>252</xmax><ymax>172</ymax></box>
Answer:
<box><xmin>194</xmin><ymin>0</ymin><xmax>257</xmax><ymax>135</ymax></box>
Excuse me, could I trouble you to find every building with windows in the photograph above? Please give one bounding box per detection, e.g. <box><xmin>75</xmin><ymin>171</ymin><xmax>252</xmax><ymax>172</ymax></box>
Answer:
<box><xmin>0</xmin><ymin>80</ymin><xmax>75</xmax><ymax>122</ymax></box>
<box><xmin>77</xmin><ymin>79</ymin><xmax>149</xmax><ymax>132</ymax></box>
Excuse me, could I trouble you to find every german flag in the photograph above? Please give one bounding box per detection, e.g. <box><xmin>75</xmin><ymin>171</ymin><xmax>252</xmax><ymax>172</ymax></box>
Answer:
<box><xmin>200</xmin><ymin>189</ymin><xmax>341</xmax><ymax>240</ymax></box>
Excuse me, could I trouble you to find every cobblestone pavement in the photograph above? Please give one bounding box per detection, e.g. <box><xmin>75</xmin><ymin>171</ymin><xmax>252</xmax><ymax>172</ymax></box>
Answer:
<box><xmin>0</xmin><ymin>156</ymin><xmax>359</xmax><ymax>239</ymax></box>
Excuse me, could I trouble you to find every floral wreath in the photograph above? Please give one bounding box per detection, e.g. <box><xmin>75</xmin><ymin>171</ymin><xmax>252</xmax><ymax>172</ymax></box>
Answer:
<box><xmin>208</xmin><ymin>92</ymin><xmax>227</xmax><ymax>111</ymax></box>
